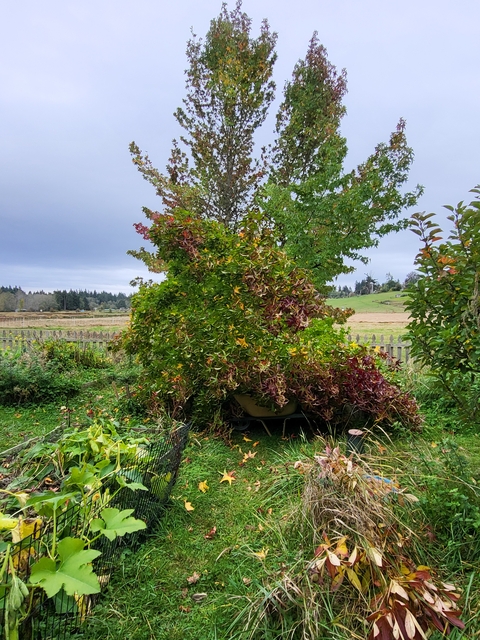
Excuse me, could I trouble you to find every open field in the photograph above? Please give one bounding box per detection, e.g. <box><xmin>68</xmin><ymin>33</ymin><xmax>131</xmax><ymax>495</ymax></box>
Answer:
<box><xmin>0</xmin><ymin>311</ymin><xmax>129</xmax><ymax>330</ymax></box>
<box><xmin>344</xmin><ymin>312</ymin><xmax>410</xmax><ymax>340</ymax></box>
<box><xmin>0</xmin><ymin>297</ymin><xmax>411</xmax><ymax>339</ymax></box>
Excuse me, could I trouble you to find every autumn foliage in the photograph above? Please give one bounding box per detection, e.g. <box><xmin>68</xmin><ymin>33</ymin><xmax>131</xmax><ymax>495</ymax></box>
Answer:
<box><xmin>124</xmin><ymin>209</ymin><xmax>420</xmax><ymax>430</ymax></box>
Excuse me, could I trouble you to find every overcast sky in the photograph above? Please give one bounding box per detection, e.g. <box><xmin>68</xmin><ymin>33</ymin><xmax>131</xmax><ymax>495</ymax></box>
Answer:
<box><xmin>1</xmin><ymin>0</ymin><xmax>479</xmax><ymax>293</ymax></box>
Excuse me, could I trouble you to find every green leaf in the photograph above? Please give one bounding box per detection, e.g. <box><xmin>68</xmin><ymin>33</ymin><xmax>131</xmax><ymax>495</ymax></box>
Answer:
<box><xmin>29</xmin><ymin>537</ymin><xmax>101</xmax><ymax>597</ymax></box>
<box><xmin>90</xmin><ymin>508</ymin><xmax>146</xmax><ymax>541</ymax></box>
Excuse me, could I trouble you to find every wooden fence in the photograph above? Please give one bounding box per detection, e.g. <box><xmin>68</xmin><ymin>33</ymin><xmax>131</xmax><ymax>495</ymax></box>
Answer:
<box><xmin>1</xmin><ymin>328</ymin><xmax>412</xmax><ymax>362</ymax></box>
<box><xmin>347</xmin><ymin>334</ymin><xmax>411</xmax><ymax>363</ymax></box>
<box><xmin>0</xmin><ymin>329</ymin><xmax>118</xmax><ymax>351</ymax></box>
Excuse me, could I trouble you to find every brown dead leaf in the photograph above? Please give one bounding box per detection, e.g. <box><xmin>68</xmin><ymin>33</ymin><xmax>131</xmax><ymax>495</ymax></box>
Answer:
<box><xmin>243</xmin><ymin>450</ymin><xmax>257</xmax><ymax>461</ymax></box>
<box><xmin>179</xmin><ymin>605</ymin><xmax>191</xmax><ymax>613</ymax></box>
<box><xmin>242</xmin><ymin>577</ymin><xmax>252</xmax><ymax>585</ymax></box>
<box><xmin>187</xmin><ymin>572</ymin><xmax>201</xmax><ymax>585</ymax></box>
<box><xmin>204</xmin><ymin>526</ymin><xmax>217</xmax><ymax>539</ymax></box>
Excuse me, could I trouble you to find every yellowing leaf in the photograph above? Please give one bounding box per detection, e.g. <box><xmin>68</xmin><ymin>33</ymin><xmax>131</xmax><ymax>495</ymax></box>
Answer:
<box><xmin>243</xmin><ymin>436</ymin><xmax>252</xmax><ymax>442</ymax></box>
<box><xmin>335</xmin><ymin>536</ymin><xmax>348</xmax><ymax>557</ymax></box>
<box><xmin>219</xmin><ymin>470</ymin><xmax>235</xmax><ymax>485</ymax></box>
<box><xmin>242</xmin><ymin>450</ymin><xmax>257</xmax><ymax>462</ymax></box>
<box><xmin>198</xmin><ymin>480</ymin><xmax>209</xmax><ymax>493</ymax></box>
<box><xmin>184</xmin><ymin>501</ymin><xmax>195</xmax><ymax>512</ymax></box>
<box><xmin>12</xmin><ymin>517</ymin><xmax>43</xmax><ymax>543</ymax></box>
<box><xmin>0</xmin><ymin>513</ymin><xmax>18</xmax><ymax>530</ymax></box>
<box><xmin>367</xmin><ymin>546</ymin><xmax>383</xmax><ymax>567</ymax></box>
<box><xmin>253</xmin><ymin>548</ymin><xmax>268</xmax><ymax>561</ymax></box>
<box><xmin>235</xmin><ymin>337</ymin><xmax>248</xmax><ymax>348</ymax></box>
<box><xmin>346</xmin><ymin>568</ymin><xmax>363</xmax><ymax>592</ymax></box>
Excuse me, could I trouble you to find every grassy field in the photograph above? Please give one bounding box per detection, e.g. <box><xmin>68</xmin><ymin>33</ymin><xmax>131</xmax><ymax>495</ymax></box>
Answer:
<box><xmin>1</xmin><ymin>342</ymin><xmax>479</xmax><ymax>638</ymax></box>
<box><xmin>326</xmin><ymin>291</ymin><xmax>409</xmax><ymax>313</ymax></box>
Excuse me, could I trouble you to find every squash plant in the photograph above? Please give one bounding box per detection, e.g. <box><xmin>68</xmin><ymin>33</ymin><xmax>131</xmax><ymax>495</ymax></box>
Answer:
<box><xmin>125</xmin><ymin>209</ymin><xmax>420</xmax><ymax>429</ymax></box>
<box><xmin>0</xmin><ymin>420</ymin><xmax>154</xmax><ymax>638</ymax></box>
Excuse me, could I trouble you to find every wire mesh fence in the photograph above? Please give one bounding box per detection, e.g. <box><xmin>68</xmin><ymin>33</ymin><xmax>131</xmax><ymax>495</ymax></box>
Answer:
<box><xmin>0</xmin><ymin>422</ymin><xmax>189</xmax><ymax>639</ymax></box>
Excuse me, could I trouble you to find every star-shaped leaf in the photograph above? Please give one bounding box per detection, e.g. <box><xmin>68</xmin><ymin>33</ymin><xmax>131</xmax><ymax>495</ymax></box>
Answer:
<box><xmin>219</xmin><ymin>470</ymin><xmax>236</xmax><ymax>486</ymax></box>
<box><xmin>242</xmin><ymin>450</ymin><xmax>257</xmax><ymax>462</ymax></box>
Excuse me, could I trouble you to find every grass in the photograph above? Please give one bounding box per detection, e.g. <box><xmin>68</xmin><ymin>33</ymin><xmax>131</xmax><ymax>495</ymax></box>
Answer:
<box><xmin>326</xmin><ymin>291</ymin><xmax>409</xmax><ymax>313</ymax></box>
<box><xmin>1</xmin><ymin>358</ymin><xmax>479</xmax><ymax>638</ymax></box>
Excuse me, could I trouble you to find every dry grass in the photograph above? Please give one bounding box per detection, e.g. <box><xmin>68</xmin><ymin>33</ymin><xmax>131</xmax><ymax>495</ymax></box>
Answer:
<box><xmin>0</xmin><ymin>312</ymin><xmax>129</xmax><ymax>330</ymax></box>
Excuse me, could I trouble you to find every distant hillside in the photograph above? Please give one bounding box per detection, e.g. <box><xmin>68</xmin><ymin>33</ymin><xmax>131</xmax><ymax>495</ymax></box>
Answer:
<box><xmin>326</xmin><ymin>291</ymin><xmax>408</xmax><ymax>313</ymax></box>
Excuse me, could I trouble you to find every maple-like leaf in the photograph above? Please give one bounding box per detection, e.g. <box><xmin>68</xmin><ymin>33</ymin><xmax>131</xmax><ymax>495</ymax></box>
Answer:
<box><xmin>198</xmin><ymin>480</ymin><xmax>209</xmax><ymax>493</ymax></box>
<box><xmin>184</xmin><ymin>501</ymin><xmax>195</xmax><ymax>511</ymax></box>
<box><xmin>242</xmin><ymin>450</ymin><xmax>257</xmax><ymax>462</ymax></box>
<box><xmin>29</xmin><ymin>537</ymin><xmax>101</xmax><ymax>597</ymax></box>
<box><xmin>90</xmin><ymin>508</ymin><xmax>146</xmax><ymax>541</ymax></box>
<box><xmin>219</xmin><ymin>470</ymin><xmax>236</xmax><ymax>485</ymax></box>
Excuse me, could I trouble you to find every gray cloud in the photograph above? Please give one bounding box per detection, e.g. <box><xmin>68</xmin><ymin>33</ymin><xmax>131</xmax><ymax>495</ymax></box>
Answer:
<box><xmin>1</xmin><ymin>0</ymin><xmax>479</xmax><ymax>292</ymax></box>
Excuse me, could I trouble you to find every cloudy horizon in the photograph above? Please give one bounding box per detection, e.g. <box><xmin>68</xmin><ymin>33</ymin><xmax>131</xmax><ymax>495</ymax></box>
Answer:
<box><xmin>1</xmin><ymin>0</ymin><xmax>479</xmax><ymax>294</ymax></box>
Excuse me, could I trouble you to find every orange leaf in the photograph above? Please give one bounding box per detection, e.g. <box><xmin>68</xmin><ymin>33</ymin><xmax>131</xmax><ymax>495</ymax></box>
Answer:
<box><xmin>204</xmin><ymin>526</ymin><xmax>217</xmax><ymax>540</ymax></box>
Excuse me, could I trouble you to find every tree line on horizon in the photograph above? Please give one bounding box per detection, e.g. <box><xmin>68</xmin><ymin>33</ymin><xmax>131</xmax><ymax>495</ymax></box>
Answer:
<box><xmin>0</xmin><ymin>287</ymin><xmax>131</xmax><ymax>312</ymax></box>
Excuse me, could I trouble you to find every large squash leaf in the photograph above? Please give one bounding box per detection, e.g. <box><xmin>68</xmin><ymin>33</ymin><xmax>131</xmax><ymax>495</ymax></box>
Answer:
<box><xmin>29</xmin><ymin>537</ymin><xmax>101</xmax><ymax>597</ymax></box>
<box><xmin>90</xmin><ymin>507</ymin><xmax>146</xmax><ymax>541</ymax></box>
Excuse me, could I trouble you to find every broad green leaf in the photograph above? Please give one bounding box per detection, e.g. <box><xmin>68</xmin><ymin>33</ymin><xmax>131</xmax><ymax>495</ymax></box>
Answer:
<box><xmin>90</xmin><ymin>508</ymin><xmax>146</xmax><ymax>541</ymax></box>
<box><xmin>29</xmin><ymin>537</ymin><xmax>101</xmax><ymax>597</ymax></box>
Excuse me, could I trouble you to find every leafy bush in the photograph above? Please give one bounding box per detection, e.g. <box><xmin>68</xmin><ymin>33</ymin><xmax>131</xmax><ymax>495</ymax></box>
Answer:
<box><xmin>41</xmin><ymin>339</ymin><xmax>112</xmax><ymax>371</ymax></box>
<box><xmin>0</xmin><ymin>347</ymin><xmax>81</xmax><ymax>405</ymax></box>
<box><xmin>405</xmin><ymin>186</ymin><xmax>480</xmax><ymax>426</ymax></box>
<box><xmin>124</xmin><ymin>210</ymin><xmax>420</xmax><ymax>431</ymax></box>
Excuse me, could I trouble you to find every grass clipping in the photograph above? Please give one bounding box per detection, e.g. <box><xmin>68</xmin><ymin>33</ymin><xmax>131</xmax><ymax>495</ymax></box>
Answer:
<box><xmin>237</xmin><ymin>444</ymin><xmax>464</xmax><ymax>640</ymax></box>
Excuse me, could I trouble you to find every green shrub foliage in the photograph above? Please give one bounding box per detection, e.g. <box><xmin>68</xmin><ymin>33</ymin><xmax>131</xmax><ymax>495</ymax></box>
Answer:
<box><xmin>405</xmin><ymin>186</ymin><xmax>480</xmax><ymax>424</ymax></box>
<box><xmin>124</xmin><ymin>210</ymin><xmax>420</xmax><ymax>429</ymax></box>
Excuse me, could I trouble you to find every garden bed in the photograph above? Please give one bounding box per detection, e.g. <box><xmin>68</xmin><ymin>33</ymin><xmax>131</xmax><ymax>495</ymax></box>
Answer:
<box><xmin>0</xmin><ymin>421</ymin><xmax>189</xmax><ymax>639</ymax></box>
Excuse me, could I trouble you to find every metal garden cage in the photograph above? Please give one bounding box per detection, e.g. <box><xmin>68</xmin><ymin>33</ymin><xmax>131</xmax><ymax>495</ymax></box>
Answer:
<box><xmin>0</xmin><ymin>422</ymin><xmax>190</xmax><ymax>640</ymax></box>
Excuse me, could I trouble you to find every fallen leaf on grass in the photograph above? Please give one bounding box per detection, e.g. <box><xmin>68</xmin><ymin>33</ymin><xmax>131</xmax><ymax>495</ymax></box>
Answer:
<box><xmin>184</xmin><ymin>501</ymin><xmax>195</xmax><ymax>512</ymax></box>
<box><xmin>252</xmin><ymin>548</ymin><xmax>268</xmax><ymax>561</ymax></box>
<box><xmin>198</xmin><ymin>480</ymin><xmax>209</xmax><ymax>493</ymax></box>
<box><xmin>179</xmin><ymin>605</ymin><xmax>191</xmax><ymax>613</ymax></box>
<box><xmin>243</xmin><ymin>436</ymin><xmax>252</xmax><ymax>442</ymax></box>
<box><xmin>242</xmin><ymin>577</ymin><xmax>251</xmax><ymax>585</ymax></box>
<box><xmin>242</xmin><ymin>450</ymin><xmax>257</xmax><ymax>462</ymax></box>
<box><xmin>187</xmin><ymin>572</ymin><xmax>201</xmax><ymax>585</ymax></box>
<box><xmin>204</xmin><ymin>526</ymin><xmax>217</xmax><ymax>539</ymax></box>
<box><xmin>219</xmin><ymin>470</ymin><xmax>236</xmax><ymax>485</ymax></box>
<box><xmin>253</xmin><ymin>441</ymin><xmax>259</xmax><ymax>447</ymax></box>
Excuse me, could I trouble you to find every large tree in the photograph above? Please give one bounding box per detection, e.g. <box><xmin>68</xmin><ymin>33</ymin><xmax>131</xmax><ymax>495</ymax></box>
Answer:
<box><xmin>130</xmin><ymin>0</ymin><xmax>277</xmax><ymax>231</ymax></box>
<box><xmin>129</xmin><ymin>3</ymin><xmax>422</xmax><ymax>289</ymax></box>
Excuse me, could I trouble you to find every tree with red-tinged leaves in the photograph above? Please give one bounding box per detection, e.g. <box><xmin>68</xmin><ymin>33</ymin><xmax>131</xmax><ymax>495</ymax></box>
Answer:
<box><xmin>129</xmin><ymin>3</ymin><xmax>422</xmax><ymax>292</ymax></box>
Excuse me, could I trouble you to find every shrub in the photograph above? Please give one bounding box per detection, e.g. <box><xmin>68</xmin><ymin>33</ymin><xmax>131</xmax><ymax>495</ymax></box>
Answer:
<box><xmin>405</xmin><ymin>186</ymin><xmax>480</xmax><ymax>426</ymax></box>
<box><xmin>0</xmin><ymin>347</ymin><xmax>81</xmax><ymax>405</ymax></box>
<box><xmin>124</xmin><ymin>210</ymin><xmax>420</xmax><ymax>431</ymax></box>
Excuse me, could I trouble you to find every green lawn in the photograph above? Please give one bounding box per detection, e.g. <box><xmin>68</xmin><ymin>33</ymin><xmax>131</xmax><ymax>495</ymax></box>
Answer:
<box><xmin>327</xmin><ymin>291</ymin><xmax>409</xmax><ymax>313</ymax></box>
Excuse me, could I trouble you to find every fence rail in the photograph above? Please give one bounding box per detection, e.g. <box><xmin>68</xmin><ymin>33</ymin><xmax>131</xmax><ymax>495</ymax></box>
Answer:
<box><xmin>347</xmin><ymin>334</ymin><xmax>411</xmax><ymax>363</ymax></box>
<box><xmin>0</xmin><ymin>329</ymin><xmax>118</xmax><ymax>350</ymax></box>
